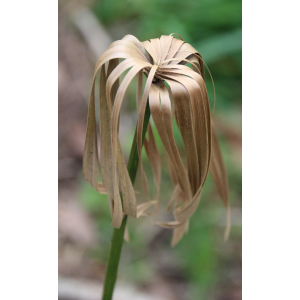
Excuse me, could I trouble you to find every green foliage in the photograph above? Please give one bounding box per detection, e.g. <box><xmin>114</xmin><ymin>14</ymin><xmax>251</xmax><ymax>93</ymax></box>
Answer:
<box><xmin>79</xmin><ymin>179</ymin><xmax>112</xmax><ymax>261</ymax></box>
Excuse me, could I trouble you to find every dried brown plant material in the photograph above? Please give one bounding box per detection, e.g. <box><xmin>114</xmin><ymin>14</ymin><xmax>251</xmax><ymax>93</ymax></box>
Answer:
<box><xmin>83</xmin><ymin>34</ymin><xmax>230</xmax><ymax>246</ymax></box>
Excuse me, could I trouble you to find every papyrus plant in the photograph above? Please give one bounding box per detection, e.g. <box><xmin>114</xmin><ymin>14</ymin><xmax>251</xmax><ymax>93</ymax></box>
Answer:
<box><xmin>83</xmin><ymin>34</ymin><xmax>230</xmax><ymax>246</ymax></box>
<box><xmin>83</xmin><ymin>33</ymin><xmax>230</xmax><ymax>300</ymax></box>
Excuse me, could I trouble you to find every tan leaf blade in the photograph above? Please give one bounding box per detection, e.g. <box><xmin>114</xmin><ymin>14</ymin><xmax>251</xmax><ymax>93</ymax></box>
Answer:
<box><xmin>144</xmin><ymin>124</ymin><xmax>161</xmax><ymax>219</ymax></box>
<box><xmin>210</xmin><ymin>122</ymin><xmax>231</xmax><ymax>240</ymax></box>
<box><xmin>149</xmin><ymin>82</ymin><xmax>192</xmax><ymax>201</ymax></box>
<box><xmin>82</xmin><ymin>76</ymin><xmax>99</xmax><ymax>191</ymax></box>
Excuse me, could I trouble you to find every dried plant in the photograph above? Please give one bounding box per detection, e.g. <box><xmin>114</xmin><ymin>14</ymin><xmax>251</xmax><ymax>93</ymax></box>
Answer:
<box><xmin>83</xmin><ymin>33</ymin><xmax>230</xmax><ymax>299</ymax></box>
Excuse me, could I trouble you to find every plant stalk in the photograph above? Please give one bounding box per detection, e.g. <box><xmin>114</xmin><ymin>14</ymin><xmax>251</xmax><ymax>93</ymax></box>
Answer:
<box><xmin>101</xmin><ymin>101</ymin><xmax>151</xmax><ymax>300</ymax></box>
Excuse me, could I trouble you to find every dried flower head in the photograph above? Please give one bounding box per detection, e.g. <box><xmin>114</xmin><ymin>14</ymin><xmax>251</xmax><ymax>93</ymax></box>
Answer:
<box><xmin>83</xmin><ymin>34</ymin><xmax>230</xmax><ymax>246</ymax></box>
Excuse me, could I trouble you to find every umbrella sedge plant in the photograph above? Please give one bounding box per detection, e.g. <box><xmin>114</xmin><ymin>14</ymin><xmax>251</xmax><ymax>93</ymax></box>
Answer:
<box><xmin>83</xmin><ymin>33</ymin><xmax>230</xmax><ymax>300</ymax></box>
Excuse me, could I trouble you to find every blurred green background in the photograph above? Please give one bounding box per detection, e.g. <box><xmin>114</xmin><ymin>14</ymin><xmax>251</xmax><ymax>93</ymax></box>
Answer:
<box><xmin>58</xmin><ymin>0</ymin><xmax>241</xmax><ymax>299</ymax></box>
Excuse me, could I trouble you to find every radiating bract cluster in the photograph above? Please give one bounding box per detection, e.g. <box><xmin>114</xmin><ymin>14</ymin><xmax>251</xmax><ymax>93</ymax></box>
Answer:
<box><xmin>83</xmin><ymin>34</ymin><xmax>230</xmax><ymax>246</ymax></box>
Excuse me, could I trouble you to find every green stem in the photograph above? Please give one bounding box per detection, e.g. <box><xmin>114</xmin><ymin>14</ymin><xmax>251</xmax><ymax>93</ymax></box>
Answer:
<box><xmin>102</xmin><ymin>101</ymin><xmax>151</xmax><ymax>300</ymax></box>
